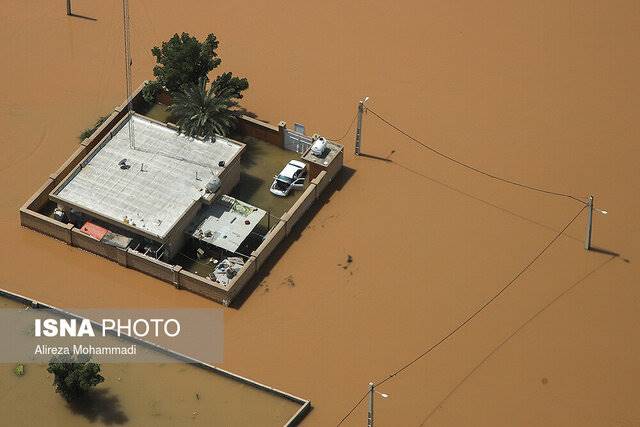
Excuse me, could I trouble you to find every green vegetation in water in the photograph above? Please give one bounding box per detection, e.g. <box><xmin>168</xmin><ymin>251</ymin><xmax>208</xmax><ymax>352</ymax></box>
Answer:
<box><xmin>14</xmin><ymin>363</ymin><xmax>24</xmax><ymax>376</ymax></box>
<box><xmin>47</xmin><ymin>355</ymin><xmax>104</xmax><ymax>402</ymax></box>
<box><xmin>79</xmin><ymin>115</ymin><xmax>109</xmax><ymax>141</ymax></box>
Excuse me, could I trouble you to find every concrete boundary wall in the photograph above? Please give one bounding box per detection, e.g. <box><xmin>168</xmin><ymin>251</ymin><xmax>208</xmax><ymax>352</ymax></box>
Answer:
<box><xmin>71</xmin><ymin>228</ymin><xmax>119</xmax><ymax>261</ymax></box>
<box><xmin>19</xmin><ymin>158</ymin><xmax>335</xmax><ymax>306</ymax></box>
<box><xmin>237</xmin><ymin>115</ymin><xmax>285</xmax><ymax>147</ymax></box>
<box><xmin>252</xmin><ymin>220</ymin><xmax>287</xmax><ymax>269</ymax></box>
<box><xmin>282</xmin><ymin>184</ymin><xmax>317</xmax><ymax>234</ymax></box>
<box><xmin>311</xmin><ymin>170</ymin><xmax>329</xmax><ymax>197</ymax></box>
<box><xmin>225</xmin><ymin>256</ymin><xmax>258</xmax><ymax>302</ymax></box>
<box><xmin>18</xmin><ymin>205</ymin><xmax>237</xmax><ymax>304</ymax></box>
<box><xmin>19</xmin><ymin>80</ymin><xmax>341</xmax><ymax>307</ymax></box>
<box><xmin>126</xmin><ymin>250</ymin><xmax>176</xmax><ymax>282</ymax></box>
<box><xmin>25</xmin><ymin>178</ymin><xmax>58</xmax><ymax>212</ymax></box>
<box><xmin>324</xmin><ymin>148</ymin><xmax>343</xmax><ymax>182</ymax></box>
<box><xmin>0</xmin><ymin>287</ymin><xmax>311</xmax><ymax>426</ymax></box>
<box><xmin>20</xmin><ymin>207</ymin><xmax>73</xmax><ymax>243</ymax></box>
<box><xmin>179</xmin><ymin>269</ymin><xmax>230</xmax><ymax>303</ymax></box>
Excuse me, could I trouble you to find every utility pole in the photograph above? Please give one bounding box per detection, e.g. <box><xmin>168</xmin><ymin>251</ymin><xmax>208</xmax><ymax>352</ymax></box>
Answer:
<box><xmin>367</xmin><ymin>382</ymin><xmax>374</xmax><ymax>427</ymax></box>
<box><xmin>584</xmin><ymin>195</ymin><xmax>594</xmax><ymax>250</ymax></box>
<box><xmin>355</xmin><ymin>96</ymin><xmax>369</xmax><ymax>156</ymax></box>
<box><xmin>66</xmin><ymin>0</ymin><xmax>72</xmax><ymax>15</ymax></box>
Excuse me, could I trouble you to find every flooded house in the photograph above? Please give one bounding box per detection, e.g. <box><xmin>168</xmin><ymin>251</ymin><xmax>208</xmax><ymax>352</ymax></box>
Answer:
<box><xmin>20</xmin><ymin>84</ymin><xmax>344</xmax><ymax>305</ymax></box>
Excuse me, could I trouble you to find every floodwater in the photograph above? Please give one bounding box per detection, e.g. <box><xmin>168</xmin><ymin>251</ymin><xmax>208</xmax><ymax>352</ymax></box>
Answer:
<box><xmin>0</xmin><ymin>295</ymin><xmax>301</xmax><ymax>426</ymax></box>
<box><xmin>1</xmin><ymin>1</ymin><xmax>639</xmax><ymax>426</ymax></box>
<box><xmin>2</xmin><ymin>362</ymin><xmax>300</xmax><ymax>426</ymax></box>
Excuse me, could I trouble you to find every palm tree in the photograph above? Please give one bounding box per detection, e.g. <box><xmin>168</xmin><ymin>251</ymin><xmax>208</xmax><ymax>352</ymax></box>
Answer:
<box><xmin>169</xmin><ymin>73</ymin><xmax>248</xmax><ymax>141</ymax></box>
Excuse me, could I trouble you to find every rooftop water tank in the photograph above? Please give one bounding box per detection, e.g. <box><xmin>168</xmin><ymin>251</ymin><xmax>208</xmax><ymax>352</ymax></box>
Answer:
<box><xmin>205</xmin><ymin>176</ymin><xmax>221</xmax><ymax>193</ymax></box>
<box><xmin>311</xmin><ymin>136</ymin><xmax>328</xmax><ymax>156</ymax></box>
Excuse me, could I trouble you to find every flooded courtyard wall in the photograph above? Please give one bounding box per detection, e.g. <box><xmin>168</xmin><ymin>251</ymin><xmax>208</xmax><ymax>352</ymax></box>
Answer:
<box><xmin>19</xmin><ymin>86</ymin><xmax>344</xmax><ymax>306</ymax></box>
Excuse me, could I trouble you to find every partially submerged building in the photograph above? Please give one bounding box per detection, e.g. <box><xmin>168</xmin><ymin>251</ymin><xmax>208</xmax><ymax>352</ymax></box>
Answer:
<box><xmin>21</xmin><ymin>83</ymin><xmax>344</xmax><ymax>305</ymax></box>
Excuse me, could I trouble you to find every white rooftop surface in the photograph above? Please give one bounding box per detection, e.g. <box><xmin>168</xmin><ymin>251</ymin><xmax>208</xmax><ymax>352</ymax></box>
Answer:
<box><xmin>55</xmin><ymin>115</ymin><xmax>242</xmax><ymax>239</ymax></box>
<box><xmin>189</xmin><ymin>195</ymin><xmax>265</xmax><ymax>253</ymax></box>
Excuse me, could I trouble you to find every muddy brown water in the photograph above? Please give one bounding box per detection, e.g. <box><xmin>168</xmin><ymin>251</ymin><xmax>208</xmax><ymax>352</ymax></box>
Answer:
<box><xmin>0</xmin><ymin>296</ymin><xmax>301</xmax><ymax>426</ymax></box>
<box><xmin>2</xmin><ymin>1</ymin><xmax>639</xmax><ymax>426</ymax></box>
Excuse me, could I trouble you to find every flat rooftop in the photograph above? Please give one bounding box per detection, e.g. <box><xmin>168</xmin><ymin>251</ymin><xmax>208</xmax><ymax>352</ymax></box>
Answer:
<box><xmin>188</xmin><ymin>195</ymin><xmax>265</xmax><ymax>253</ymax></box>
<box><xmin>52</xmin><ymin>114</ymin><xmax>243</xmax><ymax>239</ymax></box>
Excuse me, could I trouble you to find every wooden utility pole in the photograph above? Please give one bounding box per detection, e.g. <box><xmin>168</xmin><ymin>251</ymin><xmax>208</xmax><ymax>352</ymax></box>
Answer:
<box><xmin>66</xmin><ymin>0</ymin><xmax>72</xmax><ymax>15</ymax></box>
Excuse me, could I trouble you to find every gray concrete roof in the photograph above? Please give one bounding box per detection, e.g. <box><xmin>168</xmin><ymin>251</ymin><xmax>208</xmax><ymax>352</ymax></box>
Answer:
<box><xmin>188</xmin><ymin>195</ymin><xmax>265</xmax><ymax>253</ymax></box>
<box><xmin>54</xmin><ymin>114</ymin><xmax>243</xmax><ymax>239</ymax></box>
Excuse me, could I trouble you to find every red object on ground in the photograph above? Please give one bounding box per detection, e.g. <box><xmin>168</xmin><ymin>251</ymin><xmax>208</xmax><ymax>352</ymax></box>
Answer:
<box><xmin>80</xmin><ymin>221</ymin><xmax>108</xmax><ymax>240</ymax></box>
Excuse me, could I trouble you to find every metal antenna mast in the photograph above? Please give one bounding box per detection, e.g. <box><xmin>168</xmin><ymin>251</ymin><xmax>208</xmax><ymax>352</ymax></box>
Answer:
<box><xmin>122</xmin><ymin>0</ymin><xmax>135</xmax><ymax>149</ymax></box>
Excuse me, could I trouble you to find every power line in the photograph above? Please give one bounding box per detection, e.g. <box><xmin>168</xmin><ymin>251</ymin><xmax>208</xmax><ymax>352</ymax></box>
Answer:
<box><xmin>417</xmin><ymin>253</ymin><xmax>617</xmax><ymax>426</ymax></box>
<box><xmin>374</xmin><ymin>204</ymin><xmax>585</xmax><ymax>387</ymax></box>
<box><xmin>336</xmin><ymin>389</ymin><xmax>370</xmax><ymax>426</ymax></box>
<box><xmin>335</xmin><ymin>204</ymin><xmax>586</xmax><ymax>425</ymax></box>
<box><xmin>327</xmin><ymin>111</ymin><xmax>358</xmax><ymax>142</ymax></box>
<box><xmin>366</xmin><ymin>107</ymin><xmax>586</xmax><ymax>205</ymax></box>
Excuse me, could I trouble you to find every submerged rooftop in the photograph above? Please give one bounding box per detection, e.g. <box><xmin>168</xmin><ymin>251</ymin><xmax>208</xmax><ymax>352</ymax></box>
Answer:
<box><xmin>52</xmin><ymin>114</ymin><xmax>243</xmax><ymax>239</ymax></box>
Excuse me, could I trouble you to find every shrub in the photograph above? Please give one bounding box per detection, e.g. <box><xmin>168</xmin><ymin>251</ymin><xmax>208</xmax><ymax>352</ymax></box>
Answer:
<box><xmin>79</xmin><ymin>115</ymin><xmax>109</xmax><ymax>141</ymax></box>
<box><xmin>142</xmin><ymin>80</ymin><xmax>163</xmax><ymax>104</ymax></box>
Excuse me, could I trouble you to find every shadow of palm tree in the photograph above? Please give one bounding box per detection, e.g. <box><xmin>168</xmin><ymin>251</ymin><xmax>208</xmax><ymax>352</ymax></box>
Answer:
<box><xmin>67</xmin><ymin>388</ymin><xmax>128</xmax><ymax>425</ymax></box>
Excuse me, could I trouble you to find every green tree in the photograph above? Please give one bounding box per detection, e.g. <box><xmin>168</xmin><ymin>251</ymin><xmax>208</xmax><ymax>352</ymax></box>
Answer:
<box><xmin>169</xmin><ymin>73</ymin><xmax>248</xmax><ymax>141</ymax></box>
<box><xmin>142</xmin><ymin>32</ymin><xmax>221</xmax><ymax>103</ymax></box>
<box><xmin>47</xmin><ymin>355</ymin><xmax>105</xmax><ymax>402</ymax></box>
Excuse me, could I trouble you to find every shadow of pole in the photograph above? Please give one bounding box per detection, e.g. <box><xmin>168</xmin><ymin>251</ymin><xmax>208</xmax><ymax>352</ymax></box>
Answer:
<box><xmin>69</xmin><ymin>13</ymin><xmax>97</xmax><ymax>21</ymax></box>
<box><xmin>358</xmin><ymin>151</ymin><xmax>395</xmax><ymax>162</ymax></box>
<box><xmin>418</xmin><ymin>255</ymin><xmax>618</xmax><ymax>426</ymax></box>
<box><xmin>589</xmin><ymin>246</ymin><xmax>630</xmax><ymax>263</ymax></box>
